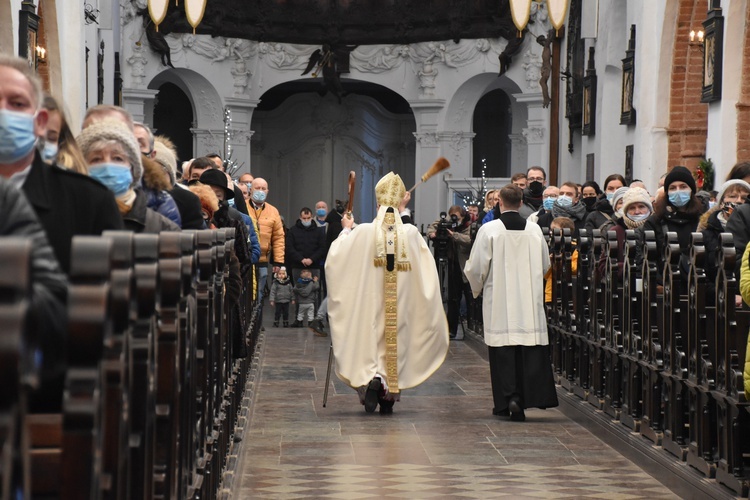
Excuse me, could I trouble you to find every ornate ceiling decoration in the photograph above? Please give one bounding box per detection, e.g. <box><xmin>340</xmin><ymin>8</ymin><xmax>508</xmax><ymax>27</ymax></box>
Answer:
<box><xmin>154</xmin><ymin>0</ymin><xmax>521</xmax><ymax>45</ymax></box>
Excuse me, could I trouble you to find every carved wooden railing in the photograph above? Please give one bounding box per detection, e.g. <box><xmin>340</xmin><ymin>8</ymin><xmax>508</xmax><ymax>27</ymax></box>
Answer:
<box><xmin>1</xmin><ymin>228</ymin><xmax>261</xmax><ymax>500</ymax></box>
<box><xmin>546</xmin><ymin>227</ymin><xmax>750</xmax><ymax>497</ymax></box>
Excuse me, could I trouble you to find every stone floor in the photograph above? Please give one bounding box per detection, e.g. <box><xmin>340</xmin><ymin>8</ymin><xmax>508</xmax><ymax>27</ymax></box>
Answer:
<box><xmin>232</xmin><ymin>322</ymin><xmax>681</xmax><ymax>499</ymax></box>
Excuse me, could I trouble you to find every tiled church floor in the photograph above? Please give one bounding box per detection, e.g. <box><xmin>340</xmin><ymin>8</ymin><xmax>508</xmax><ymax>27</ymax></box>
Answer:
<box><xmin>232</xmin><ymin>322</ymin><xmax>680</xmax><ymax>499</ymax></box>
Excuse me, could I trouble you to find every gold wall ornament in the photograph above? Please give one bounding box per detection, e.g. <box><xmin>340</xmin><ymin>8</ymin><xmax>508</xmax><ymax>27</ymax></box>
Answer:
<box><xmin>185</xmin><ymin>0</ymin><xmax>208</xmax><ymax>35</ymax></box>
<box><xmin>509</xmin><ymin>0</ymin><xmax>534</xmax><ymax>35</ymax></box>
<box><xmin>148</xmin><ymin>0</ymin><xmax>169</xmax><ymax>32</ymax></box>
<box><xmin>547</xmin><ymin>0</ymin><xmax>571</xmax><ymax>35</ymax></box>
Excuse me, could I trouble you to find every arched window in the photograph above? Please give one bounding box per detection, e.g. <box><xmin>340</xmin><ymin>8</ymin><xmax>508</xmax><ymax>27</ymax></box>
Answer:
<box><xmin>472</xmin><ymin>89</ymin><xmax>512</xmax><ymax>178</ymax></box>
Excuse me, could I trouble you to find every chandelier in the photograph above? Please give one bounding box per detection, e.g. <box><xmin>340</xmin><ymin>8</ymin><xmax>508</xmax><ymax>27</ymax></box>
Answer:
<box><xmin>509</xmin><ymin>0</ymin><xmax>571</xmax><ymax>36</ymax></box>
<box><xmin>148</xmin><ymin>0</ymin><xmax>206</xmax><ymax>33</ymax></box>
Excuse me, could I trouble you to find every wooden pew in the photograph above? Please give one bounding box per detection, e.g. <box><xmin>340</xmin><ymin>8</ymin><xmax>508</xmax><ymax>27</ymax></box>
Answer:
<box><xmin>0</xmin><ymin>240</ymin><xmax>32</xmax><ymax>499</ymax></box>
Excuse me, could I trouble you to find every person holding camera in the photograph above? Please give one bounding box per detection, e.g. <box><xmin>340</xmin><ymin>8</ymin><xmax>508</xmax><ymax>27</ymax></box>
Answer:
<box><xmin>427</xmin><ymin>205</ymin><xmax>474</xmax><ymax>339</ymax></box>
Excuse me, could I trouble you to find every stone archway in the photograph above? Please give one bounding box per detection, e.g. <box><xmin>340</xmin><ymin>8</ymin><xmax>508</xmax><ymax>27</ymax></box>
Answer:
<box><xmin>250</xmin><ymin>81</ymin><xmax>416</xmax><ymax>223</ymax></box>
<box><xmin>147</xmin><ymin>68</ymin><xmax>225</xmax><ymax>158</ymax></box>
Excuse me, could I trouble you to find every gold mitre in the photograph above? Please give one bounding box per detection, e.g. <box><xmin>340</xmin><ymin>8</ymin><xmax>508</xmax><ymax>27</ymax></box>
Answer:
<box><xmin>375</xmin><ymin>172</ymin><xmax>405</xmax><ymax>208</ymax></box>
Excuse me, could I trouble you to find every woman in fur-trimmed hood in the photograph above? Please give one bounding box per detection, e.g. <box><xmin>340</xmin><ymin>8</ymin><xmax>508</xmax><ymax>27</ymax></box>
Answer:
<box><xmin>142</xmin><ymin>152</ymin><xmax>182</xmax><ymax>227</ymax></box>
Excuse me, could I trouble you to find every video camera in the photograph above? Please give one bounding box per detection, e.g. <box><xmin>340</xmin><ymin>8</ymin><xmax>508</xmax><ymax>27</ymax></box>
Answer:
<box><xmin>433</xmin><ymin>211</ymin><xmax>459</xmax><ymax>259</ymax></box>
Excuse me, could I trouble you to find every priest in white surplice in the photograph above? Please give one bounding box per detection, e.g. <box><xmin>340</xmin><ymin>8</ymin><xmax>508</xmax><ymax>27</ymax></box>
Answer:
<box><xmin>326</xmin><ymin>172</ymin><xmax>449</xmax><ymax>414</ymax></box>
<box><xmin>464</xmin><ymin>184</ymin><xmax>558</xmax><ymax>421</ymax></box>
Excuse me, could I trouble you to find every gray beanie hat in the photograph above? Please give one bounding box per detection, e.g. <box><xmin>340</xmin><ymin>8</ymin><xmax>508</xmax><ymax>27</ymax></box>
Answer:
<box><xmin>611</xmin><ymin>186</ymin><xmax>629</xmax><ymax>210</ymax></box>
<box><xmin>77</xmin><ymin>119</ymin><xmax>143</xmax><ymax>187</ymax></box>
<box><xmin>717</xmin><ymin>179</ymin><xmax>750</xmax><ymax>203</ymax></box>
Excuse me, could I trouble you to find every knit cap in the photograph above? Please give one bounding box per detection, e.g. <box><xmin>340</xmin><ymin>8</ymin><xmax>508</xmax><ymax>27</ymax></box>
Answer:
<box><xmin>611</xmin><ymin>186</ymin><xmax>629</xmax><ymax>211</ymax></box>
<box><xmin>77</xmin><ymin>119</ymin><xmax>143</xmax><ymax>187</ymax></box>
<box><xmin>621</xmin><ymin>186</ymin><xmax>652</xmax><ymax>214</ymax></box>
<box><xmin>664</xmin><ymin>166</ymin><xmax>696</xmax><ymax>194</ymax></box>
<box><xmin>717</xmin><ymin>179</ymin><xmax>750</xmax><ymax>203</ymax></box>
<box><xmin>153</xmin><ymin>139</ymin><xmax>177</xmax><ymax>185</ymax></box>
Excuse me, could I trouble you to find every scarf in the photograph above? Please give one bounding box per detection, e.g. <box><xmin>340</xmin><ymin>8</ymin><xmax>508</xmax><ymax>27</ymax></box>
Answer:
<box><xmin>374</xmin><ymin>206</ymin><xmax>411</xmax><ymax>272</ymax></box>
<box><xmin>622</xmin><ymin>215</ymin><xmax>648</xmax><ymax>229</ymax></box>
<box><xmin>115</xmin><ymin>189</ymin><xmax>137</xmax><ymax>215</ymax></box>
<box><xmin>551</xmin><ymin>201</ymin><xmax>587</xmax><ymax>221</ymax></box>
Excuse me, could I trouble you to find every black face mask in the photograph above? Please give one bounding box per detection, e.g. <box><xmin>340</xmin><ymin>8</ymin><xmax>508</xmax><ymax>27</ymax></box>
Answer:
<box><xmin>582</xmin><ymin>197</ymin><xmax>597</xmax><ymax>209</ymax></box>
<box><xmin>528</xmin><ymin>181</ymin><xmax>545</xmax><ymax>197</ymax></box>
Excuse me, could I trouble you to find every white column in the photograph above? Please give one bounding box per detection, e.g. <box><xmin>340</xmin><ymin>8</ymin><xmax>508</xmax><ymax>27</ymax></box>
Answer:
<box><xmin>409</xmin><ymin>99</ymin><xmax>446</xmax><ymax>227</ymax></box>
<box><xmin>191</xmin><ymin>128</ymin><xmax>226</xmax><ymax>158</ymax></box>
<box><xmin>513</xmin><ymin>92</ymin><xmax>549</xmax><ymax>172</ymax></box>
<box><xmin>224</xmin><ymin>97</ymin><xmax>260</xmax><ymax>177</ymax></box>
<box><xmin>121</xmin><ymin>88</ymin><xmax>158</xmax><ymax>125</ymax></box>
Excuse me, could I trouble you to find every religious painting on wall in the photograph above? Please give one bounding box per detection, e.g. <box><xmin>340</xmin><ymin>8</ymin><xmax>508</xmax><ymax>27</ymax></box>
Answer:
<box><xmin>582</xmin><ymin>47</ymin><xmax>596</xmax><ymax>136</ymax></box>
<box><xmin>620</xmin><ymin>25</ymin><xmax>636</xmax><ymax>125</ymax></box>
<box><xmin>701</xmin><ymin>7</ymin><xmax>723</xmax><ymax>103</ymax></box>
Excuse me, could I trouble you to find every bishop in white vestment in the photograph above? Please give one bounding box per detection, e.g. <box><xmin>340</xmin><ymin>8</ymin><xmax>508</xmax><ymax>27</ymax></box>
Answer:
<box><xmin>464</xmin><ymin>185</ymin><xmax>558</xmax><ymax>421</ymax></box>
<box><xmin>326</xmin><ymin>172</ymin><xmax>449</xmax><ymax>413</ymax></box>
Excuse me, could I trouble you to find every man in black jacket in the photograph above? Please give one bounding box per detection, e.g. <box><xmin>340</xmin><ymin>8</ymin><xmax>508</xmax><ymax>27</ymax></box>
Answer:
<box><xmin>286</xmin><ymin>207</ymin><xmax>327</xmax><ymax>283</ymax></box>
<box><xmin>0</xmin><ymin>54</ymin><xmax>123</xmax><ymax>274</ymax></box>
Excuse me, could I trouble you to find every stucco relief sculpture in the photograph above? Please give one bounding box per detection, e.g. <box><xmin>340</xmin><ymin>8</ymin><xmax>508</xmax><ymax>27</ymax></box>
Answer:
<box><xmin>413</xmin><ymin>132</ymin><xmax>440</xmax><ymax>147</ymax></box>
<box><xmin>522</xmin><ymin>126</ymin><xmax>545</xmax><ymax>144</ymax></box>
<box><xmin>126</xmin><ymin>42</ymin><xmax>148</xmax><ymax>87</ymax></box>
<box><xmin>523</xmin><ymin>49</ymin><xmax>542</xmax><ymax>91</ymax></box>
<box><xmin>418</xmin><ymin>62</ymin><xmax>438</xmax><ymax>98</ymax></box>
<box><xmin>231</xmin><ymin>58</ymin><xmax>252</xmax><ymax>96</ymax></box>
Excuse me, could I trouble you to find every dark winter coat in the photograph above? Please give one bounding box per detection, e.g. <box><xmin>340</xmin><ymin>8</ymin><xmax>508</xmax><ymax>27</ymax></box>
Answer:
<box><xmin>584</xmin><ymin>197</ymin><xmax>615</xmax><ymax>234</ymax></box>
<box><xmin>169</xmin><ymin>185</ymin><xmax>206</xmax><ymax>229</ymax></box>
<box><xmin>286</xmin><ymin>219</ymin><xmax>327</xmax><ymax>269</ymax></box>
<box><xmin>123</xmin><ymin>189</ymin><xmax>181</xmax><ymax>234</ymax></box>
<box><xmin>22</xmin><ymin>153</ymin><xmax>123</xmax><ymax>274</ymax></box>
<box><xmin>1</xmin><ymin>177</ymin><xmax>68</xmax><ymax>412</ymax></box>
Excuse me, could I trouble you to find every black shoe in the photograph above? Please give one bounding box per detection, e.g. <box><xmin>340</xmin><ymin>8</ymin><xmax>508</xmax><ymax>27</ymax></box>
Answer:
<box><xmin>379</xmin><ymin>398</ymin><xmax>394</xmax><ymax>414</ymax></box>
<box><xmin>509</xmin><ymin>397</ymin><xmax>525</xmax><ymax>421</ymax></box>
<box><xmin>283</xmin><ymin>321</ymin><xmax>289</xmax><ymax>327</ymax></box>
<box><xmin>493</xmin><ymin>408</ymin><xmax>510</xmax><ymax>417</ymax></box>
<box><xmin>290</xmin><ymin>320</ymin><xmax>303</xmax><ymax>328</ymax></box>
<box><xmin>364</xmin><ymin>378</ymin><xmax>381</xmax><ymax>413</ymax></box>
<box><xmin>310</xmin><ymin>319</ymin><xmax>328</xmax><ymax>337</ymax></box>
<box><xmin>273</xmin><ymin>321</ymin><xmax>279</xmax><ymax>327</ymax></box>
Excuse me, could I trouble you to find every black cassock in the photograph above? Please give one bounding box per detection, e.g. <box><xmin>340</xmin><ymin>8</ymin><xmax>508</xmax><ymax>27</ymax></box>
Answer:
<box><xmin>488</xmin><ymin>211</ymin><xmax>559</xmax><ymax>414</ymax></box>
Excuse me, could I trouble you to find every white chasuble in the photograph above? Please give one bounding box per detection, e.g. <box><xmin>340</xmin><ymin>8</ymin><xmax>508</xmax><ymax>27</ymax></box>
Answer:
<box><xmin>326</xmin><ymin>221</ymin><xmax>449</xmax><ymax>391</ymax></box>
<box><xmin>464</xmin><ymin>219</ymin><xmax>551</xmax><ymax>347</ymax></box>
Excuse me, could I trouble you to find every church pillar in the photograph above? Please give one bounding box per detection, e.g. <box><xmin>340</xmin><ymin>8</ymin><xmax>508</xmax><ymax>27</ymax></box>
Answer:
<box><xmin>121</xmin><ymin>88</ymin><xmax>158</xmax><ymax>126</ymax></box>
<box><xmin>409</xmin><ymin>99</ymin><xmax>446</xmax><ymax>227</ymax></box>
<box><xmin>224</xmin><ymin>97</ymin><xmax>259</xmax><ymax>177</ymax></box>
<box><xmin>191</xmin><ymin>128</ymin><xmax>225</xmax><ymax>158</ymax></box>
<box><xmin>514</xmin><ymin>92</ymin><xmax>550</xmax><ymax>174</ymax></box>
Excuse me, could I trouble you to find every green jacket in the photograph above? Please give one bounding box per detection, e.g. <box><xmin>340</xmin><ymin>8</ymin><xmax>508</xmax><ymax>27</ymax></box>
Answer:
<box><xmin>739</xmin><ymin>242</ymin><xmax>750</xmax><ymax>400</ymax></box>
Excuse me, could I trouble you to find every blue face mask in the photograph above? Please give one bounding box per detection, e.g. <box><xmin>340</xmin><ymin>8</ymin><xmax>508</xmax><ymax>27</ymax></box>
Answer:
<box><xmin>556</xmin><ymin>195</ymin><xmax>573</xmax><ymax>208</ymax></box>
<box><xmin>316</xmin><ymin>208</ymin><xmax>327</xmax><ymax>217</ymax></box>
<box><xmin>605</xmin><ymin>192</ymin><xmax>614</xmax><ymax>202</ymax></box>
<box><xmin>252</xmin><ymin>190</ymin><xmax>267</xmax><ymax>203</ymax></box>
<box><xmin>668</xmin><ymin>189</ymin><xmax>691</xmax><ymax>208</ymax></box>
<box><xmin>41</xmin><ymin>142</ymin><xmax>58</xmax><ymax>163</ymax></box>
<box><xmin>628</xmin><ymin>212</ymin><xmax>650</xmax><ymax>222</ymax></box>
<box><xmin>0</xmin><ymin>109</ymin><xmax>38</xmax><ymax>164</ymax></box>
<box><xmin>89</xmin><ymin>163</ymin><xmax>133</xmax><ymax>196</ymax></box>
<box><xmin>300</xmin><ymin>220</ymin><xmax>312</xmax><ymax>228</ymax></box>
<box><xmin>543</xmin><ymin>197</ymin><xmax>556</xmax><ymax>211</ymax></box>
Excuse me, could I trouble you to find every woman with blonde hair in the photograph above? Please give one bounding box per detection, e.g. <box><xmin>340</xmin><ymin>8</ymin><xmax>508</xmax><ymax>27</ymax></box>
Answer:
<box><xmin>42</xmin><ymin>95</ymin><xmax>88</xmax><ymax>174</ymax></box>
